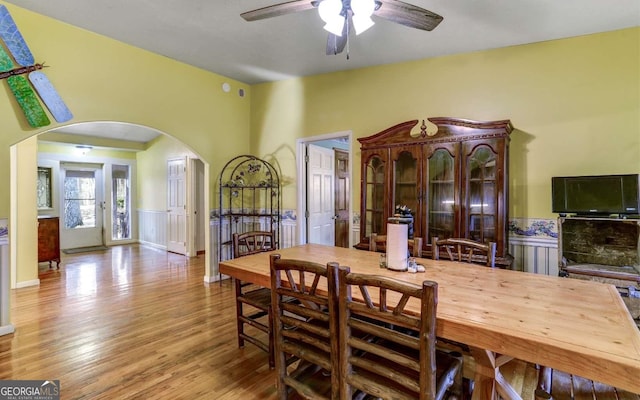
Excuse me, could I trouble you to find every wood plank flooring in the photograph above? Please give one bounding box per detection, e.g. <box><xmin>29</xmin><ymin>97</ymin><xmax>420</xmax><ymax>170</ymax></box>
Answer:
<box><xmin>1</xmin><ymin>244</ymin><xmax>277</xmax><ymax>399</ymax></box>
<box><xmin>0</xmin><ymin>244</ymin><xmax>635</xmax><ymax>399</ymax></box>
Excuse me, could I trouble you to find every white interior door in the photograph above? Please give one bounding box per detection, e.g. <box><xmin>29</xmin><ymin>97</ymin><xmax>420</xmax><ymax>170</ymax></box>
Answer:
<box><xmin>307</xmin><ymin>144</ymin><xmax>335</xmax><ymax>245</ymax></box>
<box><xmin>167</xmin><ymin>157</ymin><xmax>187</xmax><ymax>255</ymax></box>
<box><xmin>60</xmin><ymin>163</ymin><xmax>104</xmax><ymax>249</ymax></box>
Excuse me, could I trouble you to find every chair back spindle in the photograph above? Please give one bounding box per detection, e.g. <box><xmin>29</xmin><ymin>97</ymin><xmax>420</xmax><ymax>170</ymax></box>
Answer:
<box><xmin>270</xmin><ymin>254</ymin><xmax>340</xmax><ymax>400</ymax></box>
<box><xmin>338</xmin><ymin>269</ymin><xmax>462</xmax><ymax>400</ymax></box>
<box><xmin>233</xmin><ymin>230</ymin><xmax>275</xmax><ymax>258</ymax></box>
<box><xmin>432</xmin><ymin>237</ymin><xmax>496</xmax><ymax>267</ymax></box>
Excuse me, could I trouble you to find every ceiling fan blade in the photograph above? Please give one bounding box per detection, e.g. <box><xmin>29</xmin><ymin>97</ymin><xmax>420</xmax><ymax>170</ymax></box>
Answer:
<box><xmin>326</xmin><ymin>17</ymin><xmax>349</xmax><ymax>55</ymax></box>
<box><xmin>375</xmin><ymin>0</ymin><xmax>443</xmax><ymax>31</ymax></box>
<box><xmin>241</xmin><ymin>0</ymin><xmax>317</xmax><ymax>21</ymax></box>
<box><xmin>326</xmin><ymin>33</ymin><xmax>348</xmax><ymax>55</ymax></box>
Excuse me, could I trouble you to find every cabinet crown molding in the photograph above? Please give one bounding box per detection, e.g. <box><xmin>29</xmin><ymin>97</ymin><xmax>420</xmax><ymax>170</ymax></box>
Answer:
<box><xmin>358</xmin><ymin>117</ymin><xmax>513</xmax><ymax>149</ymax></box>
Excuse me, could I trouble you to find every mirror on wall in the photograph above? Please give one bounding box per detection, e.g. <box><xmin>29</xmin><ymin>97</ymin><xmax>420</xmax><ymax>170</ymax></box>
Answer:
<box><xmin>37</xmin><ymin>166</ymin><xmax>53</xmax><ymax>209</ymax></box>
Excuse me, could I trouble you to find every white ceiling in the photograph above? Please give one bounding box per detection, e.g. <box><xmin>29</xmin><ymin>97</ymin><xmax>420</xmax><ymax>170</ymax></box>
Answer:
<box><xmin>6</xmin><ymin>0</ymin><xmax>640</xmax><ymax>85</ymax></box>
<box><xmin>52</xmin><ymin>122</ymin><xmax>162</xmax><ymax>143</ymax></box>
<box><xmin>9</xmin><ymin>0</ymin><xmax>639</xmax><ymax>145</ymax></box>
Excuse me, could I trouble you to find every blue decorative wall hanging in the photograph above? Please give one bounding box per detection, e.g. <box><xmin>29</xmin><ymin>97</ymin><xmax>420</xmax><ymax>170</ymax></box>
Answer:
<box><xmin>0</xmin><ymin>5</ymin><xmax>72</xmax><ymax>128</ymax></box>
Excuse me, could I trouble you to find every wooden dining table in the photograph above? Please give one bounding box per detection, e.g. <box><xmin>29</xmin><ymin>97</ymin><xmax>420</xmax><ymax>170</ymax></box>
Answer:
<box><xmin>219</xmin><ymin>244</ymin><xmax>640</xmax><ymax>398</ymax></box>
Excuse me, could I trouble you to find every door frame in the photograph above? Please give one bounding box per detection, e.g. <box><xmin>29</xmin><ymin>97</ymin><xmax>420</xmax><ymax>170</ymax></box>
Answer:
<box><xmin>8</xmin><ymin>125</ymin><xmax>214</xmax><ymax>291</ymax></box>
<box><xmin>167</xmin><ymin>157</ymin><xmax>188</xmax><ymax>256</ymax></box>
<box><xmin>167</xmin><ymin>156</ymin><xmax>203</xmax><ymax>257</ymax></box>
<box><xmin>59</xmin><ymin>162</ymin><xmax>105</xmax><ymax>249</ymax></box>
<box><xmin>296</xmin><ymin>131</ymin><xmax>353</xmax><ymax>247</ymax></box>
<box><xmin>333</xmin><ymin>148</ymin><xmax>350</xmax><ymax>248</ymax></box>
<box><xmin>188</xmin><ymin>157</ymin><xmax>205</xmax><ymax>257</ymax></box>
<box><xmin>306</xmin><ymin>144</ymin><xmax>335</xmax><ymax>246</ymax></box>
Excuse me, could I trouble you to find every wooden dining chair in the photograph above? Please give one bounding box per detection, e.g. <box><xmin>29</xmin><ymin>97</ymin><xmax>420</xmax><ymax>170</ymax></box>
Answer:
<box><xmin>533</xmin><ymin>365</ymin><xmax>634</xmax><ymax>400</ymax></box>
<box><xmin>270</xmin><ymin>254</ymin><xmax>340</xmax><ymax>400</ymax></box>
<box><xmin>232</xmin><ymin>231</ymin><xmax>277</xmax><ymax>369</ymax></box>
<box><xmin>431</xmin><ymin>237</ymin><xmax>497</xmax><ymax>267</ymax></box>
<box><xmin>369</xmin><ymin>233</ymin><xmax>423</xmax><ymax>257</ymax></box>
<box><xmin>431</xmin><ymin>236</ymin><xmax>501</xmax><ymax>396</ymax></box>
<box><xmin>337</xmin><ymin>268</ymin><xmax>463</xmax><ymax>400</ymax></box>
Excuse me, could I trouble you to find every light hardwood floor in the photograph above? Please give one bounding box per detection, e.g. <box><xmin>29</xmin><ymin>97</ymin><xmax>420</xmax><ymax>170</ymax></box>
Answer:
<box><xmin>1</xmin><ymin>244</ymin><xmax>278</xmax><ymax>399</ymax></box>
<box><xmin>3</xmin><ymin>244</ymin><xmax>628</xmax><ymax>400</ymax></box>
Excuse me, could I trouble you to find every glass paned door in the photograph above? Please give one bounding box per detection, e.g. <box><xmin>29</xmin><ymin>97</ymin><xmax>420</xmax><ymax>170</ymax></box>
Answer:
<box><xmin>466</xmin><ymin>146</ymin><xmax>497</xmax><ymax>243</ymax></box>
<box><xmin>393</xmin><ymin>151</ymin><xmax>418</xmax><ymax>217</ymax></box>
<box><xmin>37</xmin><ymin>166</ymin><xmax>52</xmax><ymax>209</ymax></box>
<box><xmin>364</xmin><ymin>155</ymin><xmax>385</xmax><ymax>237</ymax></box>
<box><xmin>112</xmin><ymin>165</ymin><xmax>130</xmax><ymax>240</ymax></box>
<box><xmin>60</xmin><ymin>164</ymin><xmax>104</xmax><ymax>249</ymax></box>
<box><xmin>64</xmin><ymin>170</ymin><xmax>96</xmax><ymax>229</ymax></box>
<box><xmin>428</xmin><ymin>149</ymin><xmax>456</xmax><ymax>240</ymax></box>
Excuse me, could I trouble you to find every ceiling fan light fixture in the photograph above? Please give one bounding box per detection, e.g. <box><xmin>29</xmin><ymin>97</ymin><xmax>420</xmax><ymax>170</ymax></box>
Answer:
<box><xmin>323</xmin><ymin>17</ymin><xmax>345</xmax><ymax>36</ymax></box>
<box><xmin>353</xmin><ymin>15</ymin><xmax>374</xmax><ymax>35</ymax></box>
<box><xmin>350</xmin><ymin>0</ymin><xmax>375</xmax><ymax>17</ymax></box>
<box><xmin>351</xmin><ymin>0</ymin><xmax>376</xmax><ymax>35</ymax></box>
<box><xmin>318</xmin><ymin>0</ymin><xmax>345</xmax><ymax>36</ymax></box>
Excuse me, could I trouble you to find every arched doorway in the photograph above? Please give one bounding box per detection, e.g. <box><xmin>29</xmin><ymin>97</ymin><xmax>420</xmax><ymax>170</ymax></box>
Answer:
<box><xmin>9</xmin><ymin>121</ymin><xmax>211</xmax><ymax>290</ymax></box>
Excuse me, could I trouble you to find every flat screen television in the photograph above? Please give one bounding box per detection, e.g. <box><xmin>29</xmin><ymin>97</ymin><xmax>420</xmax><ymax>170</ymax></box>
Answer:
<box><xmin>551</xmin><ymin>174</ymin><xmax>640</xmax><ymax>216</ymax></box>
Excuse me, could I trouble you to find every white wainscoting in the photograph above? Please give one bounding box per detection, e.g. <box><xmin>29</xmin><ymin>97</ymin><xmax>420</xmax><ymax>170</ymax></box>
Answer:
<box><xmin>509</xmin><ymin>236</ymin><xmax>559</xmax><ymax>276</ymax></box>
<box><xmin>209</xmin><ymin>219</ymin><xmax>222</xmax><ymax>278</ymax></box>
<box><xmin>209</xmin><ymin>218</ymin><xmax>560</xmax><ymax>279</ymax></box>
<box><xmin>0</xmin><ymin>237</ymin><xmax>15</xmax><ymax>336</ymax></box>
<box><xmin>209</xmin><ymin>217</ymin><xmax>297</xmax><ymax>279</ymax></box>
<box><xmin>281</xmin><ymin>220</ymin><xmax>297</xmax><ymax>249</ymax></box>
<box><xmin>353</xmin><ymin>227</ymin><xmax>559</xmax><ymax>275</ymax></box>
<box><xmin>137</xmin><ymin>210</ymin><xmax>167</xmax><ymax>249</ymax></box>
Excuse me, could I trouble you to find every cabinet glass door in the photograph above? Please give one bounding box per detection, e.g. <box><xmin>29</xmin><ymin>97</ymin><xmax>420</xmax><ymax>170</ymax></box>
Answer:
<box><xmin>393</xmin><ymin>151</ymin><xmax>418</xmax><ymax>216</ymax></box>
<box><xmin>365</xmin><ymin>156</ymin><xmax>385</xmax><ymax>237</ymax></box>
<box><xmin>466</xmin><ymin>146</ymin><xmax>497</xmax><ymax>243</ymax></box>
<box><xmin>428</xmin><ymin>149</ymin><xmax>455</xmax><ymax>239</ymax></box>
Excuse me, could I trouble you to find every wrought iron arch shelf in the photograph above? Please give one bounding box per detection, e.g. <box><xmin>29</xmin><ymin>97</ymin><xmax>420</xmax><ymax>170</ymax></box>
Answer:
<box><xmin>217</xmin><ymin>155</ymin><xmax>281</xmax><ymax>264</ymax></box>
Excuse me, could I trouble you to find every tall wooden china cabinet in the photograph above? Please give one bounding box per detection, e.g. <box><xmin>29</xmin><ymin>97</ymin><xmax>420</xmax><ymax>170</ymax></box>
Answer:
<box><xmin>356</xmin><ymin>118</ymin><xmax>513</xmax><ymax>267</ymax></box>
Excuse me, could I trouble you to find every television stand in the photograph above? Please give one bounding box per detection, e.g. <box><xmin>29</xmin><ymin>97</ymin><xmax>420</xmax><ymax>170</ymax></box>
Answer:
<box><xmin>558</xmin><ymin>216</ymin><xmax>640</xmax><ymax>327</ymax></box>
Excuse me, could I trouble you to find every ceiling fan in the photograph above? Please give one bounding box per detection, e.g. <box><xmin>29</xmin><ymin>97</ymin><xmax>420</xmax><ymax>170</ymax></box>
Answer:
<box><xmin>241</xmin><ymin>0</ymin><xmax>443</xmax><ymax>57</ymax></box>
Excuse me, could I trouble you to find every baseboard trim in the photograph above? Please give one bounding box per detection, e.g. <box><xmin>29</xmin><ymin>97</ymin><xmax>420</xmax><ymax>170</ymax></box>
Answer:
<box><xmin>204</xmin><ymin>274</ymin><xmax>230</xmax><ymax>283</ymax></box>
<box><xmin>15</xmin><ymin>279</ymin><xmax>39</xmax><ymax>288</ymax></box>
<box><xmin>138</xmin><ymin>240</ymin><xmax>167</xmax><ymax>251</ymax></box>
<box><xmin>0</xmin><ymin>324</ymin><xmax>15</xmax><ymax>336</ymax></box>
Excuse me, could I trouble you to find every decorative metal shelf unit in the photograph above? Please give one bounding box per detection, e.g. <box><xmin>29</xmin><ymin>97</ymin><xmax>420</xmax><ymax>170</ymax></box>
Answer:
<box><xmin>217</xmin><ymin>155</ymin><xmax>281</xmax><ymax>264</ymax></box>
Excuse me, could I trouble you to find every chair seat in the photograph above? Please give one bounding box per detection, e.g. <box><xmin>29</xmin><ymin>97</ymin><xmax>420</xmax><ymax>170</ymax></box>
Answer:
<box><xmin>284</xmin><ymin>361</ymin><xmax>334</xmax><ymax>399</ymax></box>
<box><xmin>237</xmin><ymin>287</ymin><xmax>272</xmax><ymax>311</ymax></box>
<box><xmin>348</xmin><ymin>339</ymin><xmax>463</xmax><ymax>400</ymax></box>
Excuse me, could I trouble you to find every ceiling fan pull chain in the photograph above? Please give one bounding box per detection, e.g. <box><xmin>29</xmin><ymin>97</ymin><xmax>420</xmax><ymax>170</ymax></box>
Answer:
<box><xmin>346</xmin><ymin>15</ymin><xmax>350</xmax><ymax>60</ymax></box>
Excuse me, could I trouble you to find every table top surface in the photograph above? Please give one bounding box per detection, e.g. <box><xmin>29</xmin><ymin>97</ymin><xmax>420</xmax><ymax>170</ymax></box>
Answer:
<box><xmin>219</xmin><ymin>244</ymin><xmax>640</xmax><ymax>393</ymax></box>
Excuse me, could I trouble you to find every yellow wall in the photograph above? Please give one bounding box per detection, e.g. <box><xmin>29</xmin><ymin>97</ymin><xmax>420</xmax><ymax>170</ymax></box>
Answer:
<box><xmin>0</xmin><ymin>1</ymin><xmax>251</xmax><ymax>218</ymax></box>
<box><xmin>12</xmin><ymin>137</ymin><xmax>37</xmax><ymax>285</ymax></box>
<box><xmin>3</xmin><ymin>2</ymin><xmax>636</xmax><ymax>222</ymax></box>
<box><xmin>250</xmin><ymin>27</ymin><xmax>640</xmax><ymax>218</ymax></box>
<box><xmin>136</xmin><ymin>134</ymin><xmax>199</xmax><ymax>211</ymax></box>
<box><xmin>1</xmin><ymin>2</ymin><xmax>638</xmax><ymax>290</ymax></box>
